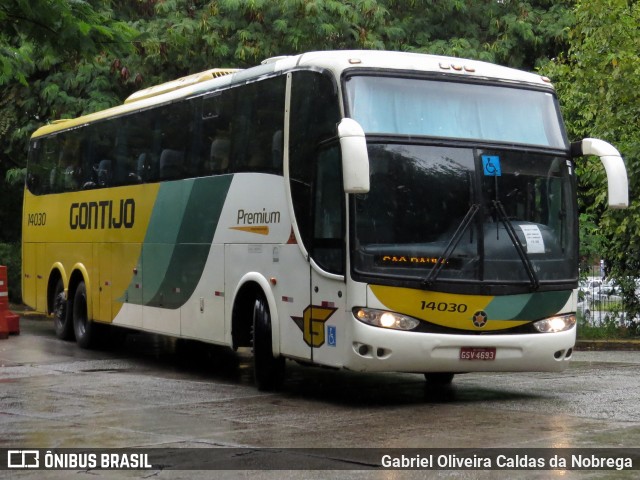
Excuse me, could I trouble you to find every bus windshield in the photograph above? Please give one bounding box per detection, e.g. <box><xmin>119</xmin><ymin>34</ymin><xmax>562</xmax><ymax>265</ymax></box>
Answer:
<box><xmin>345</xmin><ymin>75</ymin><xmax>568</xmax><ymax>149</ymax></box>
<box><xmin>347</xmin><ymin>75</ymin><xmax>576</xmax><ymax>291</ymax></box>
<box><xmin>352</xmin><ymin>144</ymin><xmax>577</xmax><ymax>289</ymax></box>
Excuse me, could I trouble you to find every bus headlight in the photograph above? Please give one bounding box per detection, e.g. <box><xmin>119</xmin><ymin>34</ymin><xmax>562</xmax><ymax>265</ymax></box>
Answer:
<box><xmin>533</xmin><ymin>314</ymin><xmax>576</xmax><ymax>333</ymax></box>
<box><xmin>354</xmin><ymin>308</ymin><xmax>420</xmax><ymax>331</ymax></box>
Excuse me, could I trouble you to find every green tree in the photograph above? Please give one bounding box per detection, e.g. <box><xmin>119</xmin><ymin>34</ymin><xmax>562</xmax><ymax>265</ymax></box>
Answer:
<box><xmin>0</xmin><ymin>0</ymin><xmax>137</xmax><ymax>162</ymax></box>
<box><xmin>1</xmin><ymin>0</ymin><xmax>133</xmax><ymax>84</ymax></box>
<box><xmin>118</xmin><ymin>0</ymin><xmax>573</xmax><ymax>89</ymax></box>
<box><xmin>543</xmin><ymin>0</ymin><xmax>640</xmax><ymax>317</ymax></box>
<box><xmin>384</xmin><ymin>0</ymin><xmax>574</xmax><ymax>69</ymax></box>
<box><xmin>0</xmin><ymin>0</ymin><xmax>138</xmax><ymax>242</ymax></box>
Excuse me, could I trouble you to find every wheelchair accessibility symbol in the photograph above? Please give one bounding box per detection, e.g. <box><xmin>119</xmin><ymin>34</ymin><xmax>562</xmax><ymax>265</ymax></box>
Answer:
<box><xmin>482</xmin><ymin>155</ymin><xmax>501</xmax><ymax>176</ymax></box>
<box><xmin>327</xmin><ymin>326</ymin><xmax>336</xmax><ymax>347</ymax></box>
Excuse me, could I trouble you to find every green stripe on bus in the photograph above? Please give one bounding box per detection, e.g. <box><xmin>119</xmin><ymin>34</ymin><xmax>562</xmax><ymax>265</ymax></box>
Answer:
<box><xmin>517</xmin><ymin>290</ymin><xmax>572</xmax><ymax>320</ymax></box>
<box><xmin>141</xmin><ymin>181</ymin><xmax>191</xmax><ymax>304</ymax></box>
<box><xmin>121</xmin><ymin>175</ymin><xmax>233</xmax><ymax>309</ymax></box>
<box><xmin>484</xmin><ymin>290</ymin><xmax>572</xmax><ymax>321</ymax></box>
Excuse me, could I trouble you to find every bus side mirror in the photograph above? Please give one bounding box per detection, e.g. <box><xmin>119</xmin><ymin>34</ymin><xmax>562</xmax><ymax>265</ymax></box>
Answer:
<box><xmin>338</xmin><ymin>118</ymin><xmax>370</xmax><ymax>194</ymax></box>
<box><xmin>571</xmin><ymin>138</ymin><xmax>629</xmax><ymax>209</ymax></box>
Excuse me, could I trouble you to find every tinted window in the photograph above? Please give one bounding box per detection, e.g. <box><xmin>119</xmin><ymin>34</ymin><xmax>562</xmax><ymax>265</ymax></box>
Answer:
<box><xmin>195</xmin><ymin>91</ymin><xmax>235</xmax><ymax>176</ymax></box>
<box><xmin>289</xmin><ymin>70</ymin><xmax>342</xmax><ymax>272</ymax></box>
<box><xmin>26</xmin><ymin>75</ymin><xmax>287</xmax><ymax>195</ymax></box>
<box><xmin>231</xmin><ymin>76</ymin><xmax>286</xmax><ymax>173</ymax></box>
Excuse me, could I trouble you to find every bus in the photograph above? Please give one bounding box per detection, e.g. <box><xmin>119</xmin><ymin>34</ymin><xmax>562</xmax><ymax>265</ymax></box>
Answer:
<box><xmin>23</xmin><ymin>50</ymin><xmax>628</xmax><ymax>390</ymax></box>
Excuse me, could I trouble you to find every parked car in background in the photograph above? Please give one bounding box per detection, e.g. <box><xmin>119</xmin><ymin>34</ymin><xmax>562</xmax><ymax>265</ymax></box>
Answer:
<box><xmin>577</xmin><ymin>300</ymin><xmax>626</xmax><ymax>327</ymax></box>
<box><xmin>579</xmin><ymin>277</ymin><xmax>622</xmax><ymax>304</ymax></box>
<box><xmin>578</xmin><ymin>272</ymin><xmax>640</xmax><ymax>334</ymax></box>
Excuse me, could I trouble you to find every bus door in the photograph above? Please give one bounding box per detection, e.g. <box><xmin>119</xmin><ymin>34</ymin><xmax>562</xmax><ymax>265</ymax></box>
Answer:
<box><xmin>308</xmin><ymin>144</ymin><xmax>346</xmax><ymax>367</ymax></box>
<box><xmin>287</xmin><ymin>69</ymin><xmax>345</xmax><ymax>366</ymax></box>
<box><xmin>284</xmin><ymin>141</ymin><xmax>346</xmax><ymax>366</ymax></box>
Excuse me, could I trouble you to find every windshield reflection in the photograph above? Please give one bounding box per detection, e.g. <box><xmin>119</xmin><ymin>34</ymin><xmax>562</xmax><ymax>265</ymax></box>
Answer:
<box><xmin>352</xmin><ymin>144</ymin><xmax>577</xmax><ymax>290</ymax></box>
<box><xmin>345</xmin><ymin>75</ymin><xmax>568</xmax><ymax>149</ymax></box>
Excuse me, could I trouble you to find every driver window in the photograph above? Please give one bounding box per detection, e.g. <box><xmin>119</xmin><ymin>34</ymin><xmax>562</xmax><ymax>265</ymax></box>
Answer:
<box><xmin>289</xmin><ymin>69</ymin><xmax>341</xmax><ymax>270</ymax></box>
<box><xmin>313</xmin><ymin>145</ymin><xmax>344</xmax><ymax>274</ymax></box>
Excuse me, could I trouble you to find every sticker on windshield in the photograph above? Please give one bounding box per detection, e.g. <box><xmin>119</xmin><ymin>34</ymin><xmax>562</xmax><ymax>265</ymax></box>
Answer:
<box><xmin>519</xmin><ymin>225</ymin><xmax>545</xmax><ymax>254</ymax></box>
<box><xmin>482</xmin><ymin>155</ymin><xmax>501</xmax><ymax>176</ymax></box>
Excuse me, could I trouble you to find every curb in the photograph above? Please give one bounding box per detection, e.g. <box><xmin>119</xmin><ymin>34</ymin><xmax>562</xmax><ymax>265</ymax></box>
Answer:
<box><xmin>575</xmin><ymin>339</ymin><xmax>640</xmax><ymax>351</ymax></box>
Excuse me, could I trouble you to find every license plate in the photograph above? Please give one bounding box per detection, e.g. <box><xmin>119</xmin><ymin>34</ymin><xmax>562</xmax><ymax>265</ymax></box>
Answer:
<box><xmin>460</xmin><ymin>347</ymin><xmax>496</xmax><ymax>361</ymax></box>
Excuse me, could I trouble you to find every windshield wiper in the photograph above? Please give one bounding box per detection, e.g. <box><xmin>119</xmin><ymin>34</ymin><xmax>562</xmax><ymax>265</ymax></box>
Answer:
<box><xmin>492</xmin><ymin>199</ymin><xmax>539</xmax><ymax>289</ymax></box>
<box><xmin>422</xmin><ymin>203</ymin><xmax>480</xmax><ymax>287</ymax></box>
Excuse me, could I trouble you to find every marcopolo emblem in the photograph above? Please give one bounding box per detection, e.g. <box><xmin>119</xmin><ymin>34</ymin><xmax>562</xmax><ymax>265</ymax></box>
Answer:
<box><xmin>472</xmin><ymin>311</ymin><xmax>488</xmax><ymax>328</ymax></box>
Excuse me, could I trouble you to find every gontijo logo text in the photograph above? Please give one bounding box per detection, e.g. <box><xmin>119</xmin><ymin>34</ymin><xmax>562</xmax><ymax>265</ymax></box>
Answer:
<box><xmin>69</xmin><ymin>199</ymin><xmax>135</xmax><ymax>230</ymax></box>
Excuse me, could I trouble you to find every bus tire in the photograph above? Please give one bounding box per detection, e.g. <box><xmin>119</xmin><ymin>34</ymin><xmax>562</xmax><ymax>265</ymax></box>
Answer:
<box><xmin>252</xmin><ymin>293</ymin><xmax>285</xmax><ymax>391</ymax></box>
<box><xmin>72</xmin><ymin>281</ymin><xmax>94</xmax><ymax>349</ymax></box>
<box><xmin>424</xmin><ymin>373</ymin><xmax>454</xmax><ymax>386</ymax></box>
<box><xmin>53</xmin><ymin>278</ymin><xmax>74</xmax><ymax>340</ymax></box>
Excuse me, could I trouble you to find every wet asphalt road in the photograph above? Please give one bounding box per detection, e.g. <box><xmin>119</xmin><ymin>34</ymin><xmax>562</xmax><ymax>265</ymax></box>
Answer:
<box><xmin>1</xmin><ymin>316</ymin><xmax>639</xmax><ymax>479</ymax></box>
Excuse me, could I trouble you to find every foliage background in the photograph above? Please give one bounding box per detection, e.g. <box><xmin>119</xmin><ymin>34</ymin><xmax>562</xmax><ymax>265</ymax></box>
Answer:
<box><xmin>1</xmin><ymin>0</ymin><xmax>638</xmax><ymax>315</ymax></box>
<box><xmin>543</xmin><ymin>0</ymin><xmax>640</xmax><ymax>319</ymax></box>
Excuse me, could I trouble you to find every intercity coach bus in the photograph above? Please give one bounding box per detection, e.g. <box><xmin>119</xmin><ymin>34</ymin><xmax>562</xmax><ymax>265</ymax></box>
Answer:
<box><xmin>22</xmin><ymin>50</ymin><xmax>628</xmax><ymax>389</ymax></box>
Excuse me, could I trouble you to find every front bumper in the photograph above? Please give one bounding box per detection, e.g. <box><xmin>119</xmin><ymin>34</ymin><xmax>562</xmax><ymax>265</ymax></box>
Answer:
<box><xmin>345</xmin><ymin>316</ymin><xmax>575</xmax><ymax>373</ymax></box>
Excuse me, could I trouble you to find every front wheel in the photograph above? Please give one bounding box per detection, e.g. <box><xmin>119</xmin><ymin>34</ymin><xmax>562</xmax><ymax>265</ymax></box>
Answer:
<box><xmin>53</xmin><ymin>279</ymin><xmax>74</xmax><ymax>340</ymax></box>
<box><xmin>252</xmin><ymin>293</ymin><xmax>285</xmax><ymax>391</ymax></box>
<box><xmin>72</xmin><ymin>281</ymin><xmax>95</xmax><ymax>349</ymax></box>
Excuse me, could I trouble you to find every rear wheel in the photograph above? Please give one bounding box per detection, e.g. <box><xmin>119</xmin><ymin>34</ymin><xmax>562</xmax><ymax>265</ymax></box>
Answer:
<box><xmin>252</xmin><ymin>293</ymin><xmax>285</xmax><ymax>391</ymax></box>
<box><xmin>53</xmin><ymin>279</ymin><xmax>74</xmax><ymax>340</ymax></box>
<box><xmin>72</xmin><ymin>281</ymin><xmax>95</xmax><ymax>349</ymax></box>
<box><xmin>424</xmin><ymin>373</ymin><xmax>455</xmax><ymax>386</ymax></box>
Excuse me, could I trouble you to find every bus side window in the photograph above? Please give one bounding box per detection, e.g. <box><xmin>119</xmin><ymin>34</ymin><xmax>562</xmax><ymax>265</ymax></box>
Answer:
<box><xmin>26</xmin><ymin>136</ymin><xmax>59</xmax><ymax>195</ymax></box>
<box><xmin>198</xmin><ymin>91</ymin><xmax>233</xmax><ymax>175</ymax></box>
<box><xmin>230</xmin><ymin>76</ymin><xmax>285</xmax><ymax>173</ymax></box>
<box><xmin>40</xmin><ymin>136</ymin><xmax>61</xmax><ymax>194</ymax></box>
<box><xmin>25</xmin><ymin>141</ymin><xmax>43</xmax><ymax>194</ymax></box>
<box><xmin>88</xmin><ymin>122</ymin><xmax>116</xmax><ymax>188</ymax></box>
<box><xmin>157</xmin><ymin>102</ymin><xmax>192</xmax><ymax>180</ymax></box>
<box><xmin>51</xmin><ymin>132</ymin><xmax>85</xmax><ymax>192</ymax></box>
<box><xmin>122</xmin><ymin>111</ymin><xmax>156</xmax><ymax>184</ymax></box>
<box><xmin>159</xmin><ymin>149</ymin><xmax>185</xmax><ymax>180</ymax></box>
<box><xmin>209</xmin><ymin>137</ymin><xmax>230</xmax><ymax>172</ymax></box>
<box><xmin>97</xmin><ymin>159</ymin><xmax>112</xmax><ymax>187</ymax></box>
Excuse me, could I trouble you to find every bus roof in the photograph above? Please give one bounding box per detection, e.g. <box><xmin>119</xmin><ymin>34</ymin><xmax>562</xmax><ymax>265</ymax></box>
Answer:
<box><xmin>31</xmin><ymin>50</ymin><xmax>554</xmax><ymax>139</ymax></box>
<box><xmin>284</xmin><ymin>50</ymin><xmax>553</xmax><ymax>87</ymax></box>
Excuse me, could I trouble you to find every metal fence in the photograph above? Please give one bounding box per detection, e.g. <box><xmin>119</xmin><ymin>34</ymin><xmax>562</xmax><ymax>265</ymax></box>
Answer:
<box><xmin>578</xmin><ymin>268</ymin><xmax>639</xmax><ymax>334</ymax></box>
